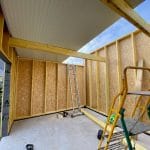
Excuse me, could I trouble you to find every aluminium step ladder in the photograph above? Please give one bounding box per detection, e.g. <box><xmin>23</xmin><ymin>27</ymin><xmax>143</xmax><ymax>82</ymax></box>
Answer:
<box><xmin>67</xmin><ymin>65</ymin><xmax>83</xmax><ymax>117</ymax></box>
<box><xmin>98</xmin><ymin>66</ymin><xmax>150</xmax><ymax>150</ymax></box>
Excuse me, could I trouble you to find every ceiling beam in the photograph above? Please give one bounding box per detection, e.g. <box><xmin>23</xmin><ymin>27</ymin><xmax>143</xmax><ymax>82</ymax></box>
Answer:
<box><xmin>8</xmin><ymin>37</ymin><xmax>106</xmax><ymax>62</ymax></box>
<box><xmin>100</xmin><ymin>0</ymin><xmax>150</xmax><ymax>37</ymax></box>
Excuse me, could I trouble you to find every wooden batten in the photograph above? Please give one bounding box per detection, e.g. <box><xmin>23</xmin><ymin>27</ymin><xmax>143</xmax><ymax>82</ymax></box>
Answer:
<box><xmin>105</xmin><ymin>47</ymin><xmax>110</xmax><ymax>114</ymax></box>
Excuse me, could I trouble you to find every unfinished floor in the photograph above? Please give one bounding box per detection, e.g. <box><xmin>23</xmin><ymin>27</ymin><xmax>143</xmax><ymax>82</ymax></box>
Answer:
<box><xmin>0</xmin><ymin>109</ymin><xmax>149</xmax><ymax>150</ymax></box>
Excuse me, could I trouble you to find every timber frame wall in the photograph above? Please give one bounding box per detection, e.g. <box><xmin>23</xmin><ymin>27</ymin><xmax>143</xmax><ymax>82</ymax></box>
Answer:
<box><xmin>15</xmin><ymin>58</ymin><xmax>86</xmax><ymax>120</ymax></box>
<box><xmin>1</xmin><ymin>31</ymin><xmax>18</xmax><ymax>132</ymax></box>
<box><xmin>86</xmin><ymin>30</ymin><xmax>150</xmax><ymax>123</ymax></box>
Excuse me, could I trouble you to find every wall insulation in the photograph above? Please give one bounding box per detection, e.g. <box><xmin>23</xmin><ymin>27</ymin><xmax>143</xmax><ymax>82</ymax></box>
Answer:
<box><xmin>15</xmin><ymin>59</ymin><xmax>86</xmax><ymax>119</ymax></box>
<box><xmin>86</xmin><ymin>31</ymin><xmax>150</xmax><ymax>123</ymax></box>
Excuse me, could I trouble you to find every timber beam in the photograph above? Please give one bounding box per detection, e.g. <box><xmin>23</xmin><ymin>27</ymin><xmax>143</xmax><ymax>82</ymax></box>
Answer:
<box><xmin>8</xmin><ymin>37</ymin><xmax>106</xmax><ymax>62</ymax></box>
<box><xmin>100</xmin><ymin>0</ymin><xmax>150</xmax><ymax>37</ymax></box>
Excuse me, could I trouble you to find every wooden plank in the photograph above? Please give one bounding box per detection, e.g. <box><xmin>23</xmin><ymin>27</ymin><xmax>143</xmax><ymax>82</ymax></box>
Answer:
<box><xmin>45</xmin><ymin>62</ymin><xmax>57</xmax><ymax>112</ymax></box>
<box><xmin>88</xmin><ymin>60</ymin><xmax>93</xmax><ymax>108</ymax></box>
<box><xmin>2</xmin><ymin>32</ymin><xmax>9</xmax><ymax>55</ymax></box>
<box><xmin>44</xmin><ymin>62</ymin><xmax>47</xmax><ymax>112</ymax></box>
<box><xmin>76</xmin><ymin>66</ymin><xmax>86</xmax><ymax>106</ymax></box>
<box><xmin>9</xmin><ymin>37</ymin><xmax>106</xmax><ymax>62</ymax></box>
<box><xmin>96</xmin><ymin>51</ymin><xmax>100</xmax><ymax>110</ymax></box>
<box><xmin>16</xmin><ymin>60</ymin><xmax>32</xmax><ymax>117</ymax></box>
<box><xmin>134</xmin><ymin>32</ymin><xmax>150</xmax><ymax>122</ymax></box>
<box><xmin>100</xmin><ymin>0</ymin><xmax>150</xmax><ymax>37</ymax></box>
<box><xmin>116</xmin><ymin>40</ymin><xmax>122</xmax><ymax>107</ymax></box>
<box><xmin>31</xmin><ymin>61</ymin><xmax>45</xmax><ymax>115</ymax></box>
<box><xmin>98</xmin><ymin>49</ymin><xmax>107</xmax><ymax>113</ymax></box>
<box><xmin>105</xmin><ymin>47</ymin><xmax>110</xmax><ymax>114</ymax></box>
<box><xmin>91</xmin><ymin>60</ymin><xmax>97</xmax><ymax>108</ymax></box>
<box><xmin>0</xmin><ymin>13</ymin><xmax>4</xmax><ymax>49</ymax></box>
<box><xmin>120</xmin><ymin>36</ymin><xmax>135</xmax><ymax>117</ymax></box>
<box><xmin>57</xmin><ymin>64</ymin><xmax>67</xmax><ymax>110</ymax></box>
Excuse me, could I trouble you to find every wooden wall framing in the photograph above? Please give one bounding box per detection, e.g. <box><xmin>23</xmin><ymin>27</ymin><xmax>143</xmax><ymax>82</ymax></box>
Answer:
<box><xmin>86</xmin><ymin>30</ymin><xmax>150</xmax><ymax>123</ymax></box>
<box><xmin>15</xmin><ymin>59</ymin><xmax>86</xmax><ymax>119</ymax></box>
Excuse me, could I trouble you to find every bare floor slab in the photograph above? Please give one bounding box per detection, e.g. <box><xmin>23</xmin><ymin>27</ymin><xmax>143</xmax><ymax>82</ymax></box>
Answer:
<box><xmin>0</xmin><ymin>113</ymin><xmax>100</xmax><ymax>150</ymax></box>
<box><xmin>0</xmin><ymin>109</ymin><xmax>149</xmax><ymax>150</ymax></box>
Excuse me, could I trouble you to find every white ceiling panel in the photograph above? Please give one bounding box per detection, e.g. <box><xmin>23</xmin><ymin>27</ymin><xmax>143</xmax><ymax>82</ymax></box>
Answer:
<box><xmin>0</xmin><ymin>0</ymin><xmax>143</xmax><ymax>62</ymax></box>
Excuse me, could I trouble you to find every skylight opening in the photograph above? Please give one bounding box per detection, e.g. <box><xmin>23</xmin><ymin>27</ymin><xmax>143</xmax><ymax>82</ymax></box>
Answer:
<box><xmin>63</xmin><ymin>0</ymin><xmax>150</xmax><ymax>66</ymax></box>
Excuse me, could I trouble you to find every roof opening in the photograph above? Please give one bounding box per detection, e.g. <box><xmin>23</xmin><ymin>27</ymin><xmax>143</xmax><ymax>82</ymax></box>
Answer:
<box><xmin>63</xmin><ymin>0</ymin><xmax>150</xmax><ymax>66</ymax></box>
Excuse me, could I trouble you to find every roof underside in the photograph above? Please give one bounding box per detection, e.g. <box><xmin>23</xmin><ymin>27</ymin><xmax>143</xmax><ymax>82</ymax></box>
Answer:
<box><xmin>0</xmin><ymin>0</ymin><xmax>143</xmax><ymax>62</ymax></box>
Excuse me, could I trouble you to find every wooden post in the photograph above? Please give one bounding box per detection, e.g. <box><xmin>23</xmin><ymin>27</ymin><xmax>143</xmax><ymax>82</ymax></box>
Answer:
<box><xmin>105</xmin><ymin>46</ymin><xmax>110</xmax><ymax>114</ymax></box>
<box><xmin>88</xmin><ymin>60</ymin><xmax>93</xmax><ymax>108</ymax></box>
<box><xmin>30</xmin><ymin>60</ymin><xmax>34</xmax><ymax>116</ymax></box>
<box><xmin>116</xmin><ymin>40</ymin><xmax>122</xmax><ymax>105</ymax></box>
<box><xmin>96</xmin><ymin>51</ymin><xmax>100</xmax><ymax>110</ymax></box>
<box><xmin>44</xmin><ymin>62</ymin><xmax>47</xmax><ymax>113</ymax></box>
<box><xmin>56</xmin><ymin>64</ymin><xmax>58</xmax><ymax>111</ymax></box>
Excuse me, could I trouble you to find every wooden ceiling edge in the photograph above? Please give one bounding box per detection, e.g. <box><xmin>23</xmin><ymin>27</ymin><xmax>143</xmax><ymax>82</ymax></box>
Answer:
<box><xmin>8</xmin><ymin>37</ymin><xmax>106</xmax><ymax>62</ymax></box>
<box><xmin>100</xmin><ymin>0</ymin><xmax>150</xmax><ymax>37</ymax></box>
<box><xmin>17</xmin><ymin>56</ymin><xmax>85</xmax><ymax>67</ymax></box>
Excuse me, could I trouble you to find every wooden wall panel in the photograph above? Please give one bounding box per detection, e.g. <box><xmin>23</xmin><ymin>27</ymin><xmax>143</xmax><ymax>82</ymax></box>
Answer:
<box><xmin>120</xmin><ymin>36</ymin><xmax>136</xmax><ymax>117</ymax></box>
<box><xmin>77</xmin><ymin>66</ymin><xmax>86</xmax><ymax>106</ymax></box>
<box><xmin>91</xmin><ymin>61</ymin><xmax>97</xmax><ymax>108</ymax></box>
<box><xmin>135</xmin><ymin>32</ymin><xmax>150</xmax><ymax>123</ymax></box>
<box><xmin>107</xmin><ymin>44</ymin><xmax>119</xmax><ymax>109</ymax></box>
<box><xmin>16</xmin><ymin>60</ymin><xmax>32</xmax><ymax>117</ymax></box>
<box><xmin>45</xmin><ymin>62</ymin><xmax>57</xmax><ymax>112</ymax></box>
<box><xmin>15</xmin><ymin>59</ymin><xmax>86</xmax><ymax>119</ymax></box>
<box><xmin>32</xmin><ymin>61</ymin><xmax>45</xmax><ymax>115</ymax></box>
<box><xmin>86</xmin><ymin>30</ymin><xmax>149</xmax><ymax>123</ymax></box>
<box><xmin>86</xmin><ymin>60</ymin><xmax>90</xmax><ymax>106</ymax></box>
<box><xmin>57</xmin><ymin>64</ymin><xmax>67</xmax><ymax>110</ymax></box>
<box><xmin>98</xmin><ymin>50</ymin><xmax>106</xmax><ymax>113</ymax></box>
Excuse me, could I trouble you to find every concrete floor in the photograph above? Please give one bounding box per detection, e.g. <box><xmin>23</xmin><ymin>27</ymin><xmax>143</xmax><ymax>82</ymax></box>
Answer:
<box><xmin>0</xmin><ymin>109</ymin><xmax>149</xmax><ymax>150</ymax></box>
<box><xmin>0</xmin><ymin>111</ymin><xmax>101</xmax><ymax>150</ymax></box>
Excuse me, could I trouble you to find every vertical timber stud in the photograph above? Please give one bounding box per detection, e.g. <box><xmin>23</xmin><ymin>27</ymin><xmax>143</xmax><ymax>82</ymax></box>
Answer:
<box><xmin>56</xmin><ymin>64</ymin><xmax>58</xmax><ymax>111</ymax></box>
<box><xmin>88</xmin><ymin>60</ymin><xmax>93</xmax><ymax>108</ymax></box>
<box><xmin>44</xmin><ymin>62</ymin><xmax>47</xmax><ymax>113</ymax></box>
<box><xmin>96</xmin><ymin>51</ymin><xmax>100</xmax><ymax>110</ymax></box>
<box><xmin>0</xmin><ymin>13</ymin><xmax>4</xmax><ymax>49</ymax></box>
<box><xmin>116</xmin><ymin>40</ymin><xmax>122</xmax><ymax>105</ymax></box>
<box><xmin>30</xmin><ymin>60</ymin><xmax>34</xmax><ymax>116</ymax></box>
<box><xmin>66</xmin><ymin>65</ymin><xmax>68</xmax><ymax>109</ymax></box>
<box><xmin>15</xmin><ymin>57</ymin><xmax>19</xmax><ymax>119</ymax></box>
<box><xmin>105</xmin><ymin>46</ymin><xmax>110</xmax><ymax>114</ymax></box>
<box><xmin>131</xmin><ymin>33</ymin><xmax>137</xmax><ymax>76</ymax></box>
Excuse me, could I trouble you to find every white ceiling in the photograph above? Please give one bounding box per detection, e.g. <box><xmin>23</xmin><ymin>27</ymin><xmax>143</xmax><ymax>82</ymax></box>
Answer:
<box><xmin>0</xmin><ymin>0</ymin><xmax>143</xmax><ymax>62</ymax></box>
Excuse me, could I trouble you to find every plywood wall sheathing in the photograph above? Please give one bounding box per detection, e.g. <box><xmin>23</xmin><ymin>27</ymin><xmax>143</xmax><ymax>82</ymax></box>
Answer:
<box><xmin>16</xmin><ymin>60</ymin><xmax>32</xmax><ymax>117</ymax></box>
<box><xmin>135</xmin><ymin>32</ymin><xmax>150</xmax><ymax>123</ymax></box>
<box><xmin>15</xmin><ymin>59</ymin><xmax>86</xmax><ymax>119</ymax></box>
<box><xmin>107</xmin><ymin>44</ymin><xmax>119</xmax><ymax>110</ymax></box>
<box><xmin>57</xmin><ymin>64</ymin><xmax>67</xmax><ymax>110</ymax></box>
<box><xmin>31</xmin><ymin>61</ymin><xmax>45</xmax><ymax>115</ymax></box>
<box><xmin>45</xmin><ymin>62</ymin><xmax>57</xmax><ymax>112</ymax></box>
<box><xmin>86</xmin><ymin>30</ymin><xmax>150</xmax><ymax>123</ymax></box>
<box><xmin>98</xmin><ymin>49</ymin><xmax>107</xmax><ymax>113</ymax></box>
<box><xmin>76</xmin><ymin>66</ymin><xmax>86</xmax><ymax>106</ymax></box>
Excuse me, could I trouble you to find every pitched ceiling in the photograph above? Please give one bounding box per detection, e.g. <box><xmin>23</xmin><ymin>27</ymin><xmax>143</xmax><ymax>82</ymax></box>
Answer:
<box><xmin>0</xmin><ymin>0</ymin><xmax>143</xmax><ymax>62</ymax></box>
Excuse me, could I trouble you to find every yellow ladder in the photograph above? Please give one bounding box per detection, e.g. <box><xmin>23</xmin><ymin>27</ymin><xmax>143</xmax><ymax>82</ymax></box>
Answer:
<box><xmin>98</xmin><ymin>86</ymin><xmax>127</xmax><ymax>149</ymax></box>
<box><xmin>98</xmin><ymin>66</ymin><xmax>150</xmax><ymax>149</ymax></box>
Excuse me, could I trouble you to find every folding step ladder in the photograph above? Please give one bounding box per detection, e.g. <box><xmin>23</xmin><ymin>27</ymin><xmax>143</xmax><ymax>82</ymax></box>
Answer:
<box><xmin>67</xmin><ymin>65</ymin><xmax>83</xmax><ymax>117</ymax></box>
<box><xmin>98</xmin><ymin>66</ymin><xmax>150</xmax><ymax>150</ymax></box>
